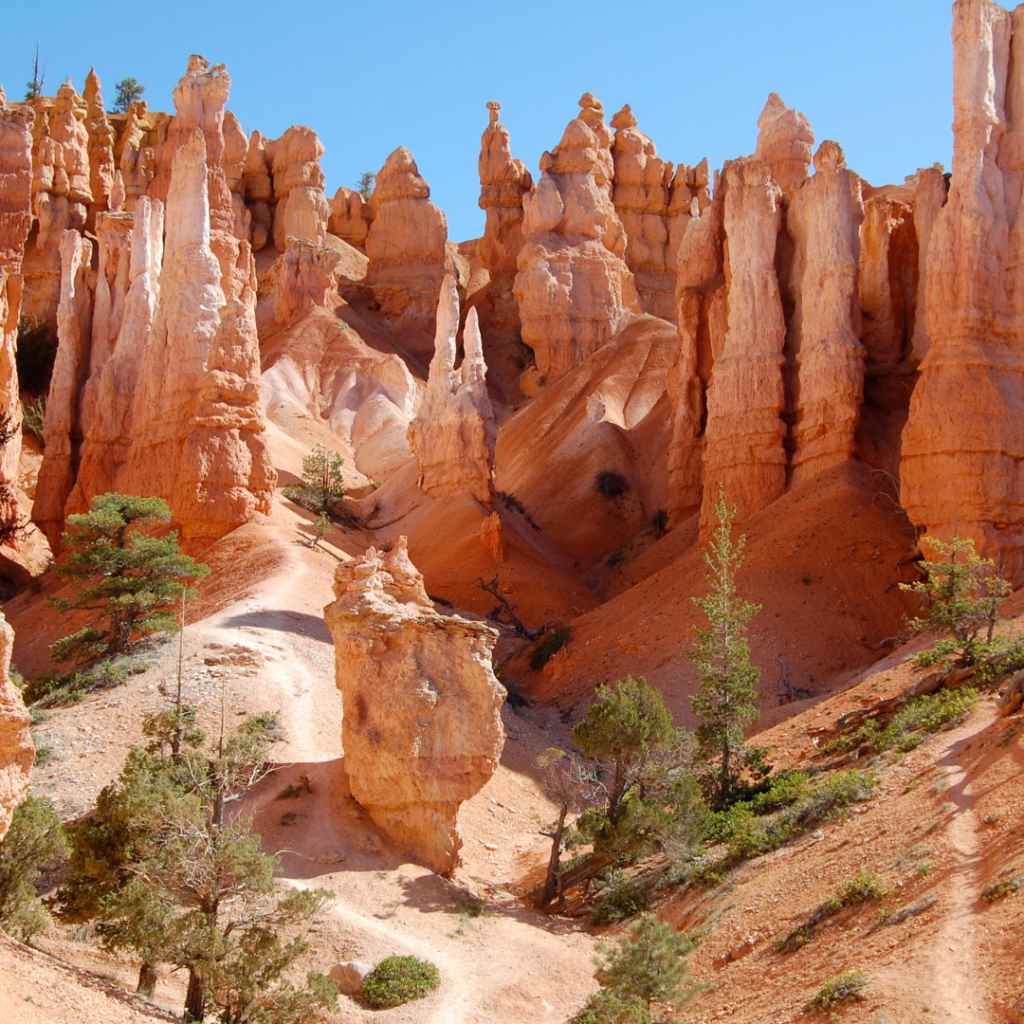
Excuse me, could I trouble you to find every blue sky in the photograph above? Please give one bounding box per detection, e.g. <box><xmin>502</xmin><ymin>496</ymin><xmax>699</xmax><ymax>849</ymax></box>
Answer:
<box><xmin>1</xmin><ymin>0</ymin><xmax>955</xmax><ymax>242</ymax></box>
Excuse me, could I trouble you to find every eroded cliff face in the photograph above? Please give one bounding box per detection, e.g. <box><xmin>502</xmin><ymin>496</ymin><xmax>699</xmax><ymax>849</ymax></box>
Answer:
<box><xmin>407</xmin><ymin>274</ymin><xmax>495</xmax><ymax>503</ymax></box>
<box><xmin>0</xmin><ymin>611</ymin><xmax>32</xmax><ymax>842</ymax></box>
<box><xmin>513</xmin><ymin>95</ymin><xmax>641</xmax><ymax>391</ymax></box>
<box><xmin>901</xmin><ymin>0</ymin><xmax>1024</xmax><ymax>578</ymax></box>
<box><xmin>323</xmin><ymin>539</ymin><xmax>505</xmax><ymax>876</ymax></box>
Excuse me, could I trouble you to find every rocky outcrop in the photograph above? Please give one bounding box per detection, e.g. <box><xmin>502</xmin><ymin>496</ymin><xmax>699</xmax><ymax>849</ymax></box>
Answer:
<box><xmin>83</xmin><ymin>69</ymin><xmax>116</xmax><ymax>224</ymax></box>
<box><xmin>34</xmin><ymin>230</ymin><xmax>93</xmax><ymax>548</ymax></box>
<box><xmin>270</xmin><ymin>237</ymin><xmax>341</xmax><ymax>326</ymax></box>
<box><xmin>0</xmin><ymin>611</ymin><xmax>31</xmax><ymax>843</ymax></box>
<box><xmin>323</xmin><ymin>539</ymin><xmax>505</xmax><ymax>876</ymax></box>
<box><xmin>270</xmin><ymin>125</ymin><xmax>330</xmax><ymax>250</ymax></box>
<box><xmin>611</xmin><ymin>104</ymin><xmax>674</xmax><ymax>320</ymax></box>
<box><xmin>329</xmin><ymin>185</ymin><xmax>370</xmax><ymax>249</ymax></box>
<box><xmin>514</xmin><ymin>96</ymin><xmax>640</xmax><ymax>389</ymax></box>
<box><xmin>699</xmin><ymin>158</ymin><xmax>786</xmax><ymax>535</ymax></box>
<box><xmin>477</xmin><ymin>101</ymin><xmax>532</xmax><ymax>339</ymax></box>
<box><xmin>407</xmin><ymin>275</ymin><xmax>495</xmax><ymax>502</ymax></box>
<box><xmin>0</xmin><ymin>98</ymin><xmax>34</xmax><ymax>500</ymax></box>
<box><xmin>909</xmin><ymin>165</ymin><xmax>948</xmax><ymax>363</ymax></box>
<box><xmin>785</xmin><ymin>141</ymin><xmax>865</xmax><ymax>484</ymax></box>
<box><xmin>902</xmin><ymin>0</ymin><xmax>1024</xmax><ymax>579</ymax></box>
<box><xmin>754</xmin><ymin>92</ymin><xmax>814</xmax><ymax>193</ymax></box>
<box><xmin>365</xmin><ymin>147</ymin><xmax>448</xmax><ymax>333</ymax></box>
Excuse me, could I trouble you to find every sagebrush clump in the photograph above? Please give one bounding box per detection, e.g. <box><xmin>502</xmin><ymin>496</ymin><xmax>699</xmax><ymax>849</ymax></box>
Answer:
<box><xmin>361</xmin><ymin>955</ymin><xmax>440</xmax><ymax>1009</ymax></box>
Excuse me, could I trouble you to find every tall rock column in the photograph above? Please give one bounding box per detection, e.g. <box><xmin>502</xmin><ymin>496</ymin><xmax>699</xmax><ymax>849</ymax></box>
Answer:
<box><xmin>902</xmin><ymin>0</ymin><xmax>1024</xmax><ymax>578</ymax></box>
<box><xmin>786</xmin><ymin>141</ymin><xmax>865</xmax><ymax>484</ymax></box>
<box><xmin>513</xmin><ymin>96</ymin><xmax>640</xmax><ymax>389</ymax></box>
<box><xmin>0</xmin><ymin>612</ymin><xmax>32</xmax><ymax>842</ymax></box>
<box><xmin>407</xmin><ymin>275</ymin><xmax>496</xmax><ymax>503</ymax></box>
<box><xmin>269</xmin><ymin>125</ymin><xmax>330</xmax><ymax>249</ymax></box>
<box><xmin>477</xmin><ymin>101</ymin><xmax>532</xmax><ymax>340</ymax></box>
<box><xmin>324</xmin><ymin>539</ymin><xmax>505</xmax><ymax>876</ymax></box>
<box><xmin>0</xmin><ymin>98</ymin><xmax>34</xmax><ymax>502</ymax></box>
<box><xmin>365</xmin><ymin>147</ymin><xmax>449</xmax><ymax>335</ymax></box>
<box><xmin>699</xmin><ymin>159</ymin><xmax>786</xmax><ymax>535</ymax></box>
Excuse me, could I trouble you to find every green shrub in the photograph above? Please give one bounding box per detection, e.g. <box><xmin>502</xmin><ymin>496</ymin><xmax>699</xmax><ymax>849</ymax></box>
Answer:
<box><xmin>807</xmin><ymin>970</ymin><xmax>869</xmax><ymax>1012</ymax></box>
<box><xmin>530</xmin><ymin>624</ymin><xmax>572</xmax><ymax>671</ymax></box>
<box><xmin>982</xmin><ymin>877</ymin><xmax>1023</xmax><ymax>903</ymax></box>
<box><xmin>361</xmin><ymin>955</ymin><xmax>440</xmax><ymax>1009</ymax></box>
<box><xmin>0</xmin><ymin>796</ymin><xmax>68</xmax><ymax>942</ymax></box>
<box><xmin>593</xmin><ymin>881</ymin><xmax>649</xmax><ymax>925</ymax></box>
<box><xmin>776</xmin><ymin>873</ymin><xmax>887</xmax><ymax>952</ymax></box>
<box><xmin>574</xmin><ymin>990</ymin><xmax>650</xmax><ymax>1024</ymax></box>
<box><xmin>21</xmin><ymin>396</ymin><xmax>46</xmax><ymax>444</ymax></box>
<box><xmin>24</xmin><ymin>657</ymin><xmax>147</xmax><ymax>708</ymax></box>
<box><xmin>750</xmin><ymin>770</ymin><xmax>810</xmax><ymax>814</ymax></box>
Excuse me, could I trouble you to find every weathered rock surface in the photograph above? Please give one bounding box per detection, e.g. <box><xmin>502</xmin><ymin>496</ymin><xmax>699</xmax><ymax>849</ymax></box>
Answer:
<box><xmin>270</xmin><ymin>237</ymin><xmax>341</xmax><ymax>327</ymax></box>
<box><xmin>323</xmin><ymin>539</ymin><xmax>505</xmax><ymax>876</ymax></box>
<box><xmin>785</xmin><ymin>140</ymin><xmax>865</xmax><ymax>485</ymax></box>
<box><xmin>329</xmin><ymin>185</ymin><xmax>370</xmax><ymax>249</ymax></box>
<box><xmin>270</xmin><ymin>125</ymin><xmax>330</xmax><ymax>250</ymax></box>
<box><xmin>755</xmin><ymin>92</ymin><xmax>814</xmax><ymax>193</ymax></box>
<box><xmin>0</xmin><ymin>611</ymin><xmax>32</xmax><ymax>842</ymax></box>
<box><xmin>699</xmin><ymin>158</ymin><xmax>787</xmax><ymax>536</ymax></box>
<box><xmin>611</xmin><ymin>104</ymin><xmax>675</xmax><ymax>320</ymax></box>
<box><xmin>902</xmin><ymin>0</ymin><xmax>1024</xmax><ymax>579</ymax></box>
<box><xmin>408</xmin><ymin>275</ymin><xmax>495</xmax><ymax>503</ymax></box>
<box><xmin>366</xmin><ymin>147</ymin><xmax>448</xmax><ymax>333</ymax></box>
<box><xmin>514</xmin><ymin>96</ymin><xmax>640</xmax><ymax>388</ymax></box>
<box><xmin>477</xmin><ymin>101</ymin><xmax>532</xmax><ymax>340</ymax></box>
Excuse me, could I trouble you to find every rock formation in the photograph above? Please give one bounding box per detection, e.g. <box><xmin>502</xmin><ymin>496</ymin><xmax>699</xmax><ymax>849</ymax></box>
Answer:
<box><xmin>329</xmin><ymin>185</ymin><xmax>370</xmax><ymax>249</ymax></box>
<box><xmin>323</xmin><ymin>539</ymin><xmax>505</xmax><ymax>876</ymax></box>
<box><xmin>902</xmin><ymin>0</ymin><xmax>1024</xmax><ymax>579</ymax></box>
<box><xmin>270</xmin><ymin>238</ymin><xmax>341</xmax><ymax>327</ymax></box>
<box><xmin>785</xmin><ymin>140</ymin><xmax>865</xmax><ymax>485</ymax></box>
<box><xmin>754</xmin><ymin>92</ymin><xmax>814</xmax><ymax>193</ymax></box>
<box><xmin>611</xmin><ymin>104</ymin><xmax>675</xmax><ymax>320</ymax></box>
<box><xmin>365</xmin><ymin>147</ymin><xmax>448</xmax><ymax>333</ymax></box>
<box><xmin>407</xmin><ymin>274</ymin><xmax>495</xmax><ymax>502</ymax></box>
<box><xmin>514</xmin><ymin>95</ymin><xmax>640</xmax><ymax>389</ymax></box>
<box><xmin>0</xmin><ymin>611</ymin><xmax>31</xmax><ymax>843</ymax></box>
<box><xmin>477</xmin><ymin>101</ymin><xmax>532</xmax><ymax>339</ymax></box>
<box><xmin>270</xmin><ymin>125</ymin><xmax>330</xmax><ymax>250</ymax></box>
<box><xmin>0</xmin><ymin>98</ymin><xmax>34</xmax><ymax>504</ymax></box>
<box><xmin>699</xmin><ymin>158</ymin><xmax>786</xmax><ymax>535</ymax></box>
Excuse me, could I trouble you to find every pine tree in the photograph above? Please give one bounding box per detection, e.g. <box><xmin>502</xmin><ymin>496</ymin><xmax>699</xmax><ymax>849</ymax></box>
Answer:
<box><xmin>900</xmin><ymin>535</ymin><xmax>1012</xmax><ymax>668</ymax></box>
<box><xmin>110</xmin><ymin>77</ymin><xmax>145</xmax><ymax>113</ymax></box>
<box><xmin>24</xmin><ymin>44</ymin><xmax>45</xmax><ymax>100</ymax></box>
<box><xmin>575</xmin><ymin>912</ymin><xmax>699</xmax><ymax>1023</ymax></box>
<box><xmin>687</xmin><ymin>485</ymin><xmax>761</xmax><ymax>808</ymax></box>
<box><xmin>356</xmin><ymin>171</ymin><xmax>375</xmax><ymax>201</ymax></box>
<box><xmin>49</xmin><ymin>494</ymin><xmax>210</xmax><ymax>665</ymax></box>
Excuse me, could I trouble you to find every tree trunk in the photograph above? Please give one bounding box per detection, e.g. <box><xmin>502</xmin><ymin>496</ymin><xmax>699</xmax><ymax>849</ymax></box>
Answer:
<box><xmin>542</xmin><ymin>806</ymin><xmax>568</xmax><ymax>904</ymax></box>
<box><xmin>183</xmin><ymin>968</ymin><xmax>205</xmax><ymax>1022</ymax></box>
<box><xmin>136</xmin><ymin>961</ymin><xmax>158</xmax><ymax>998</ymax></box>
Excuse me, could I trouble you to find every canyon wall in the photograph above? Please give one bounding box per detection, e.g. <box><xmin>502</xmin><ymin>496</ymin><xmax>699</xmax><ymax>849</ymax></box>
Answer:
<box><xmin>0</xmin><ymin>612</ymin><xmax>32</xmax><ymax>842</ymax></box>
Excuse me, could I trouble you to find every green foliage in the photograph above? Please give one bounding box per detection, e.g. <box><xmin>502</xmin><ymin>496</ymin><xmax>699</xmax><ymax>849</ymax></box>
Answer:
<box><xmin>24</xmin><ymin>657</ymin><xmax>148</xmax><ymax>708</ymax></box>
<box><xmin>807</xmin><ymin>970</ymin><xmax>869</xmax><ymax>1013</ymax></box>
<box><xmin>592</xmin><ymin>878</ymin><xmax>649</xmax><ymax>925</ymax></box>
<box><xmin>530</xmin><ymin>624</ymin><xmax>572</xmax><ymax>671</ymax></box>
<box><xmin>573</xmin><ymin>990</ymin><xmax>651</xmax><ymax>1024</ymax></box>
<box><xmin>309</xmin><ymin>512</ymin><xmax>331</xmax><ymax>549</ymax></box>
<box><xmin>0</xmin><ymin>796</ymin><xmax>68</xmax><ymax>942</ymax></box>
<box><xmin>50</xmin><ymin>494</ymin><xmax>209</xmax><ymax>665</ymax></box>
<box><xmin>720</xmin><ymin>769</ymin><xmax>878</xmax><ymax>863</ymax></box>
<box><xmin>110</xmin><ymin>77</ymin><xmax>145</xmax><ymax>113</ymax></box>
<box><xmin>688</xmin><ymin>485</ymin><xmax>762</xmax><ymax>807</ymax></box>
<box><xmin>361</xmin><ymin>955</ymin><xmax>440</xmax><ymax>1009</ymax></box>
<box><xmin>982</xmin><ymin>877</ymin><xmax>1023</xmax><ymax>903</ymax></box>
<box><xmin>901</xmin><ymin>536</ymin><xmax>1011</xmax><ymax>668</ymax></box>
<box><xmin>355</xmin><ymin>171</ymin><xmax>375</xmax><ymax>201</ymax></box>
<box><xmin>24</xmin><ymin>44</ymin><xmax>45</xmax><ymax>101</ymax></box>
<box><xmin>824</xmin><ymin>688</ymin><xmax>979</xmax><ymax>756</ymax></box>
<box><xmin>776</xmin><ymin>873</ymin><xmax>887</xmax><ymax>952</ymax></box>
<box><xmin>585</xmin><ymin>913</ymin><xmax>699</xmax><ymax>1021</ymax></box>
<box><xmin>16</xmin><ymin>315</ymin><xmax>59</xmax><ymax>394</ymax></box>
<box><xmin>58</xmin><ymin>713</ymin><xmax>328</xmax><ymax>1022</ymax></box>
<box><xmin>283</xmin><ymin>446</ymin><xmax>347</xmax><ymax>517</ymax></box>
<box><xmin>21</xmin><ymin>396</ymin><xmax>46</xmax><ymax>444</ymax></box>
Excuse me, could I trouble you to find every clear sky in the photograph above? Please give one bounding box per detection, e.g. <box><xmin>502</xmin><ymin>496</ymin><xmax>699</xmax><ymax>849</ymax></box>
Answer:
<box><xmin>1</xmin><ymin>0</ymin><xmax>956</xmax><ymax>242</ymax></box>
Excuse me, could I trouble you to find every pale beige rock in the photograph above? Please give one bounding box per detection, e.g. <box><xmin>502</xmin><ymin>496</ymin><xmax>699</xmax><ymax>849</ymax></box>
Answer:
<box><xmin>611</xmin><ymin>104</ymin><xmax>675</xmax><ymax>319</ymax></box>
<box><xmin>699</xmin><ymin>158</ymin><xmax>786</xmax><ymax>536</ymax></box>
<box><xmin>323</xmin><ymin>539</ymin><xmax>505</xmax><ymax>876</ymax></box>
<box><xmin>754</xmin><ymin>92</ymin><xmax>814</xmax><ymax>192</ymax></box>
<box><xmin>477</xmin><ymin>101</ymin><xmax>532</xmax><ymax>339</ymax></box>
<box><xmin>366</xmin><ymin>147</ymin><xmax>449</xmax><ymax>333</ymax></box>
<box><xmin>514</xmin><ymin>99</ymin><xmax>640</xmax><ymax>385</ymax></box>
<box><xmin>902</xmin><ymin>0</ymin><xmax>1024</xmax><ymax>579</ymax></box>
<box><xmin>786</xmin><ymin>141</ymin><xmax>865</xmax><ymax>484</ymax></box>
<box><xmin>0</xmin><ymin>611</ymin><xmax>32</xmax><ymax>842</ymax></box>
<box><xmin>34</xmin><ymin>230</ymin><xmax>94</xmax><ymax>549</ymax></box>
<box><xmin>407</xmin><ymin>275</ymin><xmax>495</xmax><ymax>503</ymax></box>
